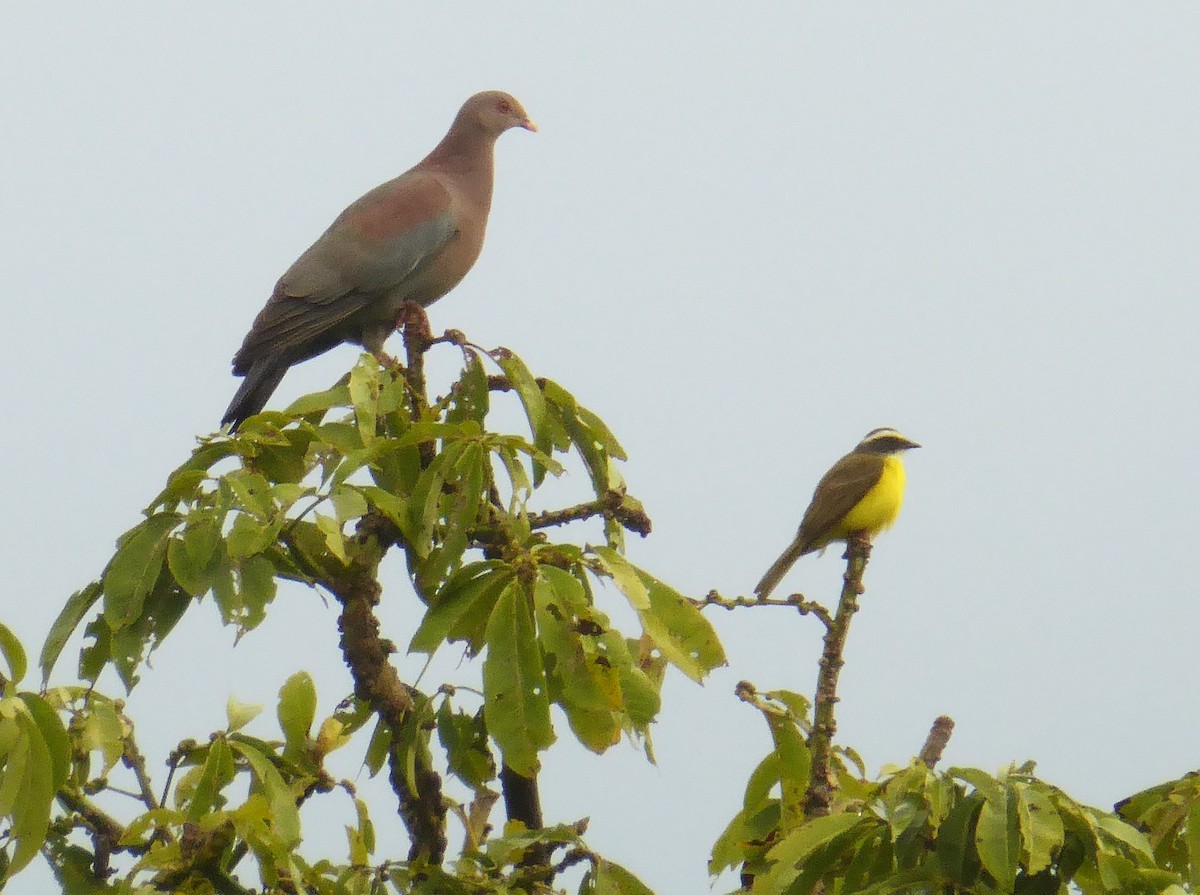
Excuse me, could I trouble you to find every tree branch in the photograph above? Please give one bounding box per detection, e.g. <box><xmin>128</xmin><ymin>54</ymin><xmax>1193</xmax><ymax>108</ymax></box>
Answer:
<box><xmin>500</xmin><ymin>764</ymin><xmax>544</xmax><ymax>829</ymax></box>
<box><xmin>918</xmin><ymin>715</ymin><xmax>955</xmax><ymax>769</ymax></box>
<box><xmin>693</xmin><ymin>590</ymin><xmax>833</xmax><ymax>628</ymax></box>
<box><xmin>804</xmin><ymin>535</ymin><xmax>871</xmax><ymax>819</ymax></box>
<box><xmin>332</xmin><ymin>513</ymin><xmax>447</xmax><ymax>862</ymax></box>
<box><xmin>119</xmin><ymin>712</ymin><xmax>166</xmax><ymax>818</ymax></box>
<box><xmin>56</xmin><ymin>788</ymin><xmax>141</xmax><ymax>879</ymax></box>
<box><xmin>528</xmin><ymin>490</ymin><xmax>652</xmax><ymax>537</ymax></box>
<box><xmin>398</xmin><ymin>301</ymin><xmax>434</xmax><ymax>415</ymax></box>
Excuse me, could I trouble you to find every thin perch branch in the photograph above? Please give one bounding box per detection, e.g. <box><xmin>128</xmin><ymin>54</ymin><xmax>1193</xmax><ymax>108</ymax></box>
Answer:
<box><xmin>804</xmin><ymin>535</ymin><xmax>872</xmax><ymax>819</ymax></box>
<box><xmin>694</xmin><ymin>590</ymin><xmax>833</xmax><ymax>628</ymax></box>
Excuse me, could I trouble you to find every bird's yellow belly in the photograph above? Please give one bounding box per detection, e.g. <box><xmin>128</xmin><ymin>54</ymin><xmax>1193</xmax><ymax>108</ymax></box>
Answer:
<box><xmin>836</xmin><ymin>456</ymin><xmax>907</xmax><ymax>538</ymax></box>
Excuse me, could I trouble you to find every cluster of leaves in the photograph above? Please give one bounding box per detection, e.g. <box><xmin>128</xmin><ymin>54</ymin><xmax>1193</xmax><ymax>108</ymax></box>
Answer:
<box><xmin>17</xmin><ymin>341</ymin><xmax>724</xmax><ymax>892</ymax></box>
<box><xmin>7</xmin><ymin>335</ymin><xmax>1200</xmax><ymax>894</ymax></box>
<box><xmin>35</xmin><ymin>670</ymin><xmax>646</xmax><ymax>894</ymax></box>
<box><xmin>1117</xmin><ymin>774</ymin><xmax>1200</xmax><ymax>889</ymax></box>
<box><xmin>0</xmin><ymin>624</ymin><xmax>69</xmax><ymax>880</ymax></box>
<box><xmin>712</xmin><ymin>688</ymin><xmax>1191</xmax><ymax>894</ymax></box>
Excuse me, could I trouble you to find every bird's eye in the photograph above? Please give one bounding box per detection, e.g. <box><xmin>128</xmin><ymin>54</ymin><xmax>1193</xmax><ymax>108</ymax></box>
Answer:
<box><xmin>497</xmin><ymin>100</ymin><xmax>513</xmax><ymax>114</ymax></box>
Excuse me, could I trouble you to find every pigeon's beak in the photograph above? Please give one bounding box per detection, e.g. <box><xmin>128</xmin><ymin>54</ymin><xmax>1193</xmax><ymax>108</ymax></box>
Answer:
<box><xmin>521</xmin><ymin>117</ymin><xmax>538</xmax><ymax>133</ymax></box>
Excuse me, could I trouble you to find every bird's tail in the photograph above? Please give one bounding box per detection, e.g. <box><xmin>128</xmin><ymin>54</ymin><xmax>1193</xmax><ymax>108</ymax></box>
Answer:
<box><xmin>754</xmin><ymin>537</ymin><xmax>808</xmax><ymax>599</ymax></box>
<box><xmin>221</xmin><ymin>357</ymin><xmax>289</xmax><ymax>432</ymax></box>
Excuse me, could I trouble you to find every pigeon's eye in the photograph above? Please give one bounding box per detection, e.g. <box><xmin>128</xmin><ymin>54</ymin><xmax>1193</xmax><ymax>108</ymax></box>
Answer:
<box><xmin>497</xmin><ymin>100</ymin><xmax>513</xmax><ymax>114</ymax></box>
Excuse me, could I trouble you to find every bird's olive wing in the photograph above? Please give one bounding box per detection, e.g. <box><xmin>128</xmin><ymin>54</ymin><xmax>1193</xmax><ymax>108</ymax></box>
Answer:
<box><xmin>793</xmin><ymin>453</ymin><xmax>883</xmax><ymax>553</ymax></box>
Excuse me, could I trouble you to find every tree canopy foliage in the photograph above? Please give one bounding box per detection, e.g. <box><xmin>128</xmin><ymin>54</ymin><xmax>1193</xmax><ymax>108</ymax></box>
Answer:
<box><xmin>4</xmin><ymin>314</ymin><xmax>1198</xmax><ymax>894</ymax></box>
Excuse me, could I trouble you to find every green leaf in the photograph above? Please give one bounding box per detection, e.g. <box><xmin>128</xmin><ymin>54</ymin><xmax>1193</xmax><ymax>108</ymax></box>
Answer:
<box><xmin>936</xmin><ymin>791</ymin><xmax>982</xmax><ymax>883</ymax></box>
<box><xmin>0</xmin><ymin>713</ymin><xmax>29</xmax><ymax>818</ymax></box>
<box><xmin>225</xmin><ymin>511</ymin><xmax>274</xmax><ymax>559</ymax></box>
<box><xmin>447</xmin><ymin>353</ymin><xmax>490</xmax><ymax>425</ymax></box>
<box><xmin>592</xmin><ymin>548</ymin><xmax>725</xmax><ymax>683</ymax></box>
<box><xmin>229</xmin><ymin>738</ymin><xmax>301</xmax><ymax>847</ymax></box>
<box><xmin>482</xmin><ymin>581</ymin><xmax>554</xmax><ymax>776</ymax></box>
<box><xmin>223</xmin><ymin>469</ymin><xmax>276</xmax><ymax>518</ymax></box>
<box><xmin>102</xmin><ymin>513</ymin><xmax>181</xmax><ymax>631</ymax></box>
<box><xmin>1186</xmin><ymin>802</ymin><xmax>1200</xmax><ymax>890</ymax></box>
<box><xmin>592</xmin><ymin>546</ymin><xmax>649</xmax><ymax>610</ymax></box>
<box><xmin>637</xmin><ymin>567</ymin><xmax>725</xmax><ymax>682</ymax></box>
<box><xmin>3</xmin><ymin>705</ymin><xmax>56</xmax><ymax>873</ymax></box>
<box><xmin>1095</xmin><ymin>812</ymin><xmax>1154</xmax><ymax>858</ymax></box>
<box><xmin>587</xmin><ymin>858</ymin><xmax>655</xmax><ymax>895</ymax></box>
<box><xmin>491</xmin><ymin>348</ymin><xmax>560</xmax><ymax>485</ymax></box>
<box><xmin>710</xmin><ymin>805</ymin><xmax>756</xmax><ymax>875</ymax></box>
<box><xmin>315</xmin><ymin>514</ymin><xmax>348</xmax><ymax>564</ymax></box>
<box><xmin>743</xmin><ymin>753</ymin><xmax>782</xmax><ymax>813</ymax></box>
<box><xmin>535</xmin><ymin>567</ymin><xmax>622</xmax><ymax>712</ymax></box>
<box><xmin>410</xmin><ymin>563</ymin><xmax>511</xmax><ymax>655</ymax></box>
<box><xmin>331</xmin><ymin>484</ymin><xmax>370</xmax><ymax>522</ymax></box>
<box><xmin>226</xmin><ymin>696</ymin><xmax>264</xmax><ymax>732</ymax></box>
<box><xmin>77</xmin><ymin>697</ymin><xmax>124</xmax><ymax>774</ymax></box>
<box><xmin>284</xmin><ymin>382</ymin><xmax>350</xmax><ymax>416</ymax></box>
<box><xmin>1014</xmin><ymin>781</ymin><xmax>1063</xmax><ymax>875</ymax></box>
<box><xmin>0</xmin><ymin>623</ymin><xmax>26</xmax><ymax>686</ymax></box>
<box><xmin>609</xmin><ymin>635</ymin><xmax>662</xmax><ymax>728</ymax></box>
<box><xmin>314</xmin><ymin>421</ymin><xmax>365</xmax><ymax>456</ymax></box>
<box><xmin>755</xmin><ymin>812</ymin><xmax>864</xmax><ymax>892</ymax></box>
<box><xmin>436</xmin><ymin>701</ymin><xmax>495</xmax><ymax>789</ymax></box>
<box><xmin>361</xmin><ymin>486</ymin><xmax>414</xmax><ymax>541</ymax></box>
<box><xmin>575</xmin><ymin>401</ymin><xmax>626</xmax><ymax>460</ymax></box>
<box><xmin>363</xmin><ymin>718</ymin><xmax>390</xmax><ymax>778</ymax></box>
<box><xmin>541</xmin><ymin>379</ymin><xmax>627</xmax><ymax>497</ymax></box>
<box><xmin>254</xmin><ymin>428</ymin><xmax>317</xmax><ymax>484</ymax></box>
<box><xmin>848</xmin><ymin>868</ymin><xmax>942</xmax><ymax>895</ymax></box>
<box><xmin>146</xmin><ymin>439</ymin><xmax>237</xmax><ymax>510</ymax></box>
<box><xmin>975</xmin><ymin>784</ymin><xmax>1018</xmax><ymax>890</ymax></box>
<box><xmin>39</xmin><ymin>582</ymin><xmax>102</xmax><ymax>686</ymax></box>
<box><xmin>348</xmin><ymin>354</ymin><xmax>382</xmax><ymax>443</ymax></box>
<box><xmin>842</xmin><ymin>824</ymin><xmax>894</xmax><ymax>892</ymax></box>
<box><xmin>18</xmin><ymin>694</ymin><xmax>69</xmax><ymax>793</ymax></box>
<box><xmin>414</xmin><ymin>442</ymin><xmax>486</xmax><ymax>594</ymax></box>
<box><xmin>347</xmin><ymin>794</ymin><xmax>375</xmax><ymax>864</ymax></box>
<box><xmin>763</xmin><ymin>704</ymin><xmax>810</xmax><ymax>831</ymax></box>
<box><xmin>185</xmin><ymin>738</ymin><xmax>234</xmax><ymax>822</ymax></box>
<box><xmin>278</xmin><ymin>672</ymin><xmax>317</xmax><ymax>761</ymax></box>
<box><xmin>236</xmin><ymin>554</ymin><xmax>278</xmax><ymax>630</ymax></box>
<box><xmin>406</xmin><ymin>443</ymin><xmax>464</xmax><ymax>558</ymax></box>
<box><xmin>167</xmin><ymin>511</ymin><xmax>222</xmax><ymax>596</ymax></box>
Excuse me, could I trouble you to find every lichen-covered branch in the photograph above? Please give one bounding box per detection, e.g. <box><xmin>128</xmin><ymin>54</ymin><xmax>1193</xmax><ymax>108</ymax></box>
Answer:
<box><xmin>333</xmin><ymin>513</ymin><xmax>446</xmax><ymax>862</ymax></box>
<box><xmin>804</xmin><ymin>535</ymin><xmax>871</xmax><ymax>819</ymax></box>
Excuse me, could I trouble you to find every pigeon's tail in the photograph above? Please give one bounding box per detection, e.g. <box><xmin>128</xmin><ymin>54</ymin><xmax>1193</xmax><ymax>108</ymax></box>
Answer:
<box><xmin>222</xmin><ymin>357</ymin><xmax>289</xmax><ymax>432</ymax></box>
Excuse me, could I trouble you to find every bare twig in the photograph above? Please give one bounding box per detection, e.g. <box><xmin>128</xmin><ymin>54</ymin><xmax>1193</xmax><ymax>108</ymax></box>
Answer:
<box><xmin>119</xmin><ymin>713</ymin><xmax>165</xmax><ymax>816</ymax></box>
<box><xmin>694</xmin><ymin>590</ymin><xmax>833</xmax><ymax>628</ymax></box>
<box><xmin>918</xmin><ymin>715</ymin><xmax>956</xmax><ymax>769</ymax></box>
<box><xmin>804</xmin><ymin>535</ymin><xmax>872</xmax><ymax>819</ymax></box>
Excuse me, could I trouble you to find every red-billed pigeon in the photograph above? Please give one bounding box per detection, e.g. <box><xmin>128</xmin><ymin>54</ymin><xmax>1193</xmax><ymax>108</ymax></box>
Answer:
<box><xmin>221</xmin><ymin>90</ymin><xmax>536</xmax><ymax>431</ymax></box>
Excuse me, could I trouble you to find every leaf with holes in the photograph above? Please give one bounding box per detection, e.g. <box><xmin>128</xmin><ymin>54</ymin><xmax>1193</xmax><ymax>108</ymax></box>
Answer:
<box><xmin>482</xmin><ymin>580</ymin><xmax>554</xmax><ymax>776</ymax></box>
<box><xmin>102</xmin><ymin>513</ymin><xmax>181</xmax><ymax>631</ymax></box>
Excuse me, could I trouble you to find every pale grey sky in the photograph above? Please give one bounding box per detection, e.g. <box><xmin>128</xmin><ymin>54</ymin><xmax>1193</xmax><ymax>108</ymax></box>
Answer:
<box><xmin>4</xmin><ymin>4</ymin><xmax>1200</xmax><ymax>892</ymax></box>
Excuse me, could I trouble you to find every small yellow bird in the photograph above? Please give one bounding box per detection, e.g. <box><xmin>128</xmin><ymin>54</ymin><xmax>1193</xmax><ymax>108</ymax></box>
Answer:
<box><xmin>754</xmin><ymin>428</ymin><xmax>920</xmax><ymax>598</ymax></box>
